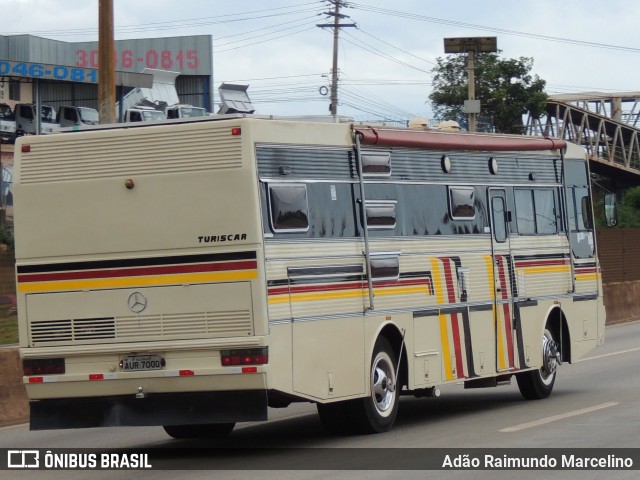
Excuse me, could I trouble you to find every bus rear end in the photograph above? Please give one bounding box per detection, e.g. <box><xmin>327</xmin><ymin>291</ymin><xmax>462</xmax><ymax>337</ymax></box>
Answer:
<box><xmin>14</xmin><ymin>118</ymin><xmax>268</xmax><ymax>432</ymax></box>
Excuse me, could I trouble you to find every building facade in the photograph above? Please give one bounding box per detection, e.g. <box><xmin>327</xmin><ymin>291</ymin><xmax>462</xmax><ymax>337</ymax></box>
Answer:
<box><xmin>0</xmin><ymin>34</ymin><xmax>213</xmax><ymax>112</ymax></box>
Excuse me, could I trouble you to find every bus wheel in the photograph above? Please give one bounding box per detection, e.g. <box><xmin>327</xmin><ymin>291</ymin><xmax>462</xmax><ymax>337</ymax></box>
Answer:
<box><xmin>163</xmin><ymin>423</ymin><xmax>235</xmax><ymax>439</ymax></box>
<box><xmin>351</xmin><ymin>337</ymin><xmax>400</xmax><ymax>433</ymax></box>
<box><xmin>516</xmin><ymin>328</ymin><xmax>559</xmax><ymax>400</ymax></box>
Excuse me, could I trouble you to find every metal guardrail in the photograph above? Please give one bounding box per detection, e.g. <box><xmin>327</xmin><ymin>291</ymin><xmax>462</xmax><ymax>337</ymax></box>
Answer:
<box><xmin>526</xmin><ymin>100</ymin><xmax>640</xmax><ymax>182</ymax></box>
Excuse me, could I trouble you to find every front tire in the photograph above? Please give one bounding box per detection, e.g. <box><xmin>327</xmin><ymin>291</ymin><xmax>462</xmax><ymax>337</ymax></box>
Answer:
<box><xmin>163</xmin><ymin>423</ymin><xmax>235</xmax><ymax>439</ymax></box>
<box><xmin>516</xmin><ymin>328</ymin><xmax>559</xmax><ymax>400</ymax></box>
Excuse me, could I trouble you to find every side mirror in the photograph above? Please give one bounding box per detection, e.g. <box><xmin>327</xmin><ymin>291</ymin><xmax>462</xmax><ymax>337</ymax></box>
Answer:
<box><xmin>604</xmin><ymin>193</ymin><xmax>617</xmax><ymax>227</ymax></box>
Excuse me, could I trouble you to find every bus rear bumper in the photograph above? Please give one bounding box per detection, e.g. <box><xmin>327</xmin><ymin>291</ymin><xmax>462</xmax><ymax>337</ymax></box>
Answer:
<box><xmin>29</xmin><ymin>390</ymin><xmax>268</xmax><ymax>430</ymax></box>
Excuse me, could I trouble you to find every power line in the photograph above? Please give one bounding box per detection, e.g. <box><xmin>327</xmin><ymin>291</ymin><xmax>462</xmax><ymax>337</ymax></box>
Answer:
<box><xmin>222</xmin><ymin>73</ymin><xmax>325</xmax><ymax>82</ymax></box>
<box><xmin>213</xmin><ymin>17</ymin><xmax>318</xmax><ymax>43</ymax></box>
<box><xmin>356</xmin><ymin>28</ymin><xmax>436</xmax><ymax>66</ymax></box>
<box><xmin>215</xmin><ymin>25</ymin><xmax>318</xmax><ymax>53</ymax></box>
<box><xmin>214</xmin><ymin>24</ymin><xmax>318</xmax><ymax>52</ymax></box>
<box><xmin>351</xmin><ymin>3</ymin><xmax>640</xmax><ymax>54</ymax></box>
<box><xmin>3</xmin><ymin>2</ymin><xmax>321</xmax><ymax>37</ymax></box>
<box><xmin>340</xmin><ymin>87</ymin><xmax>414</xmax><ymax>119</ymax></box>
<box><xmin>339</xmin><ymin>30</ymin><xmax>432</xmax><ymax>75</ymax></box>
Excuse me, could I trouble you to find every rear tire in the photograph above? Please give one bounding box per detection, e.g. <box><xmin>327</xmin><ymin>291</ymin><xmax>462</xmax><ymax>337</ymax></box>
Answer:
<box><xmin>516</xmin><ymin>328</ymin><xmax>559</xmax><ymax>400</ymax></box>
<box><xmin>163</xmin><ymin>423</ymin><xmax>235</xmax><ymax>439</ymax></box>
<box><xmin>350</xmin><ymin>337</ymin><xmax>400</xmax><ymax>434</ymax></box>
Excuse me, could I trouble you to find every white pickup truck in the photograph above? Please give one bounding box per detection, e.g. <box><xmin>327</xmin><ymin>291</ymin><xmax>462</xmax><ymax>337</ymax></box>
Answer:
<box><xmin>0</xmin><ymin>103</ymin><xmax>16</xmax><ymax>143</ymax></box>
<box><xmin>14</xmin><ymin>103</ymin><xmax>58</xmax><ymax>136</ymax></box>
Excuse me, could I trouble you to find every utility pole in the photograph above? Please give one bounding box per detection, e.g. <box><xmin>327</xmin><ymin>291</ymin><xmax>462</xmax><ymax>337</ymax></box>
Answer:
<box><xmin>98</xmin><ymin>0</ymin><xmax>116</xmax><ymax>124</ymax></box>
<box><xmin>317</xmin><ymin>1</ymin><xmax>355</xmax><ymax>118</ymax></box>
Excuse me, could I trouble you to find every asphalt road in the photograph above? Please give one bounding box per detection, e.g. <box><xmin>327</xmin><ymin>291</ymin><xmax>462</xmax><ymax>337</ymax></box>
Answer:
<box><xmin>1</xmin><ymin>321</ymin><xmax>639</xmax><ymax>480</ymax></box>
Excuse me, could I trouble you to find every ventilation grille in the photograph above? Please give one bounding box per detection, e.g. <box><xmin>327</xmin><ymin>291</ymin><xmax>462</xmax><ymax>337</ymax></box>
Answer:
<box><xmin>19</xmin><ymin>124</ymin><xmax>242</xmax><ymax>184</ymax></box>
<box><xmin>29</xmin><ymin>310</ymin><xmax>253</xmax><ymax>346</ymax></box>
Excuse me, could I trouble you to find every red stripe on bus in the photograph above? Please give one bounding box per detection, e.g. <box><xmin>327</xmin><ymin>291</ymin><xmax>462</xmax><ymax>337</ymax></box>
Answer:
<box><xmin>440</xmin><ymin>258</ymin><xmax>465</xmax><ymax>379</ymax></box>
<box><xmin>575</xmin><ymin>268</ymin><xmax>597</xmax><ymax>274</ymax></box>
<box><xmin>496</xmin><ymin>256</ymin><xmax>515</xmax><ymax>369</ymax></box>
<box><xmin>268</xmin><ymin>278</ymin><xmax>432</xmax><ymax>296</ymax></box>
<box><xmin>17</xmin><ymin>260</ymin><xmax>257</xmax><ymax>283</ymax></box>
<box><xmin>514</xmin><ymin>259</ymin><xmax>569</xmax><ymax>267</ymax></box>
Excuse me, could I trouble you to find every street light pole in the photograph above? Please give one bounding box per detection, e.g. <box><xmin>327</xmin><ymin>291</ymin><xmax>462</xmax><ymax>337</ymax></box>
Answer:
<box><xmin>467</xmin><ymin>49</ymin><xmax>476</xmax><ymax>132</ymax></box>
<box><xmin>444</xmin><ymin>37</ymin><xmax>497</xmax><ymax>133</ymax></box>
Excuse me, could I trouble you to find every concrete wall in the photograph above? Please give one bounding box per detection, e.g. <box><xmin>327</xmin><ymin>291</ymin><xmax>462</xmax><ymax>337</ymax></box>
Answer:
<box><xmin>603</xmin><ymin>281</ymin><xmax>640</xmax><ymax>325</ymax></box>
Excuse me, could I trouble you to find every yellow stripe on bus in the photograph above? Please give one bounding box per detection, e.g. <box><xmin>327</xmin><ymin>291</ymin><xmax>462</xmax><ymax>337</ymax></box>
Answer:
<box><xmin>521</xmin><ymin>266</ymin><xmax>571</xmax><ymax>275</ymax></box>
<box><xmin>269</xmin><ymin>289</ymin><xmax>365</xmax><ymax>304</ymax></box>
<box><xmin>18</xmin><ymin>270</ymin><xmax>258</xmax><ymax>293</ymax></box>
<box><xmin>431</xmin><ymin>258</ymin><xmax>453</xmax><ymax>381</ymax></box>
<box><xmin>269</xmin><ymin>284</ymin><xmax>433</xmax><ymax>305</ymax></box>
<box><xmin>576</xmin><ymin>273</ymin><xmax>599</xmax><ymax>281</ymax></box>
<box><xmin>269</xmin><ymin>282</ymin><xmax>435</xmax><ymax>305</ymax></box>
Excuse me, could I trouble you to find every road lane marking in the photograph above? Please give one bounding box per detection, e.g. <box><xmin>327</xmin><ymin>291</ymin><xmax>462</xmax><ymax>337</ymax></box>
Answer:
<box><xmin>579</xmin><ymin>346</ymin><xmax>640</xmax><ymax>362</ymax></box>
<box><xmin>499</xmin><ymin>402</ymin><xmax>619</xmax><ymax>433</ymax></box>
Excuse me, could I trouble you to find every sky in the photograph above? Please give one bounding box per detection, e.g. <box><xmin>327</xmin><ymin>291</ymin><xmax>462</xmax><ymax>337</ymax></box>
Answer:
<box><xmin>2</xmin><ymin>0</ymin><xmax>639</xmax><ymax>122</ymax></box>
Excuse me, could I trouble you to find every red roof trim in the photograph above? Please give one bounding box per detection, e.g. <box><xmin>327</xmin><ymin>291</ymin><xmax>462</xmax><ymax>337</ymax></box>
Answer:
<box><xmin>355</xmin><ymin>127</ymin><xmax>567</xmax><ymax>152</ymax></box>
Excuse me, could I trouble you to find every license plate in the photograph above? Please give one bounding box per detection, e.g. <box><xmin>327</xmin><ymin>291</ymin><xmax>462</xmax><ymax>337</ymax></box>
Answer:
<box><xmin>121</xmin><ymin>354</ymin><xmax>164</xmax><ymax>372</ymax></box>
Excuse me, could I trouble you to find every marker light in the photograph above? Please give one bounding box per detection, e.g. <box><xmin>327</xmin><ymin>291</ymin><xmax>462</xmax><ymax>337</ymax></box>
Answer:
<box><xmin>231</xmin><ymin>127</ymin><xmax>241</xmax><ymax>136</ymax></box>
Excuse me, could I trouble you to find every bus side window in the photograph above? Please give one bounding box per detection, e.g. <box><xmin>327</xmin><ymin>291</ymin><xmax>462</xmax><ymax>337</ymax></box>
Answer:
<box><xmin>268</xmin><ymin>184</ymin><xmax>310</xmax><ymax>233</ymax></box>
<box><xmin>581</xmin><ymin>195</ymin><xmax>593</xmax><ymax>230</ymax></box>
<box><xmin>514</xmin><ymin>188</ymin><xmax>558</xmax><ymax>235</ymax></box>
<box><xmin>365</xmin><ymin>201</ymin><xmax>396</xmax><ymax>229</ymax></box>
<box><xmin>361</xmin><ymin>151</ymin><xmax>391</xmax><ymax>177</ymax></box>
<box><xmin>567</xmin><ymin>187</ymin><xmax>595</xmax><ymax>258</ymax></box>
<box><xmin>370</xmin><ymin>256</ymin><xmax>399</xmax><ymax>281</ymax></box>
<box><xmin>449</xmin><ymin>186</ymin><xmax>475</xmax><ymax>220</ymax></box>
<box><xmin>491</xmin><ymin>196</ymin><xmax>507</xmax><ymax>243</ymax></box>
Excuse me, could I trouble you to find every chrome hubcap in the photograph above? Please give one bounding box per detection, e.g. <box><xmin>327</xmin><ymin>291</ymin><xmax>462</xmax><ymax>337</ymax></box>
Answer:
<box><xmin>372</xmin><ymin>354</ymin><xmax>396</xmax><ymax>416</ymax></box>
<box><xmin>541</xmin><ymin>330</ymin><xmax>560</xmax><ymax>381</ymax></box>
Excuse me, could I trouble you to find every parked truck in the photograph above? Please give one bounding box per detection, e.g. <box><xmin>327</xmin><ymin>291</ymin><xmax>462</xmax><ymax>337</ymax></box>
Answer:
<box><xmin>14</xmin><ymin>103</ymin><xmax>57</xmax><ymax>136</ymax></box>
<box><xmin>57</xmin><ymin>105</ymin><xmax>99</xmax><ymax>129</ymax></box>
<box><xmin>166</xmin><ymin>104</ymin><xmax>207</xmax><ymax>119</ymax></box>
<box><xmin>118</xmin><ymin>68</ymin><xmax>206</xmax><ymax>122</ymax></box>
<box><xmin>124</xmin><ymin>105</ymin><xmax>167</xmax><ymax>122</ymax></box>
<box><xmin>0</xmin><ymin>103</ymin><xmax>15</xmax><ymax>143</ymax></box>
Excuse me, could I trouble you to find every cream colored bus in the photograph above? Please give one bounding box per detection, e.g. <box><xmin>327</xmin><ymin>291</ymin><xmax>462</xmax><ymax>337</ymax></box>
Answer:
<box><xmin>14</xmin><ymin>117</ymin><xmax>605</xmax><ymax>436</ymax></box>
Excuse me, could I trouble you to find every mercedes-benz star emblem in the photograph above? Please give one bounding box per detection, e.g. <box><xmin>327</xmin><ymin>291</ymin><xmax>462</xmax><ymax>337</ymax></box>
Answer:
<box><xmin>127</xmin><ymin>292</ymin><xmax>148</xmax><ymax>314</ymax></box>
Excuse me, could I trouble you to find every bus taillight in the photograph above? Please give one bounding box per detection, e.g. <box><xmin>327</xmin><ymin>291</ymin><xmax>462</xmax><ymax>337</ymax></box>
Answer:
<box><xmin>23</xmin><ymin>358</ymin><xmax>65</xmax><ymax>376</ymax></box>
<box><xmin>221</xmin><ymin>348</ymin><xmax>268</xmax><ymax>366</ymax></box>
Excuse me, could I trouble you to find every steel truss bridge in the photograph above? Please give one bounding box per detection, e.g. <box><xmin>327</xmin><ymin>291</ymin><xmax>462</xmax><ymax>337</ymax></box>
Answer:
<box><xmin>526</xmin><ymin>92</ymin><xmax>640</xmax><ymax>185</ymax></box>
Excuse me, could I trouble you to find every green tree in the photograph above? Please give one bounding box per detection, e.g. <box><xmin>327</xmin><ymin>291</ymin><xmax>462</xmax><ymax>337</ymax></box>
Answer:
<box><xmin>617</xmin><ymin>186</ymin><xmax>640</xmax><ymax>228</ymax></box>
<box><xmin>429</xmin><ymin>53</ymin><xmax>547</xmax><ymax>134</ymax></box>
